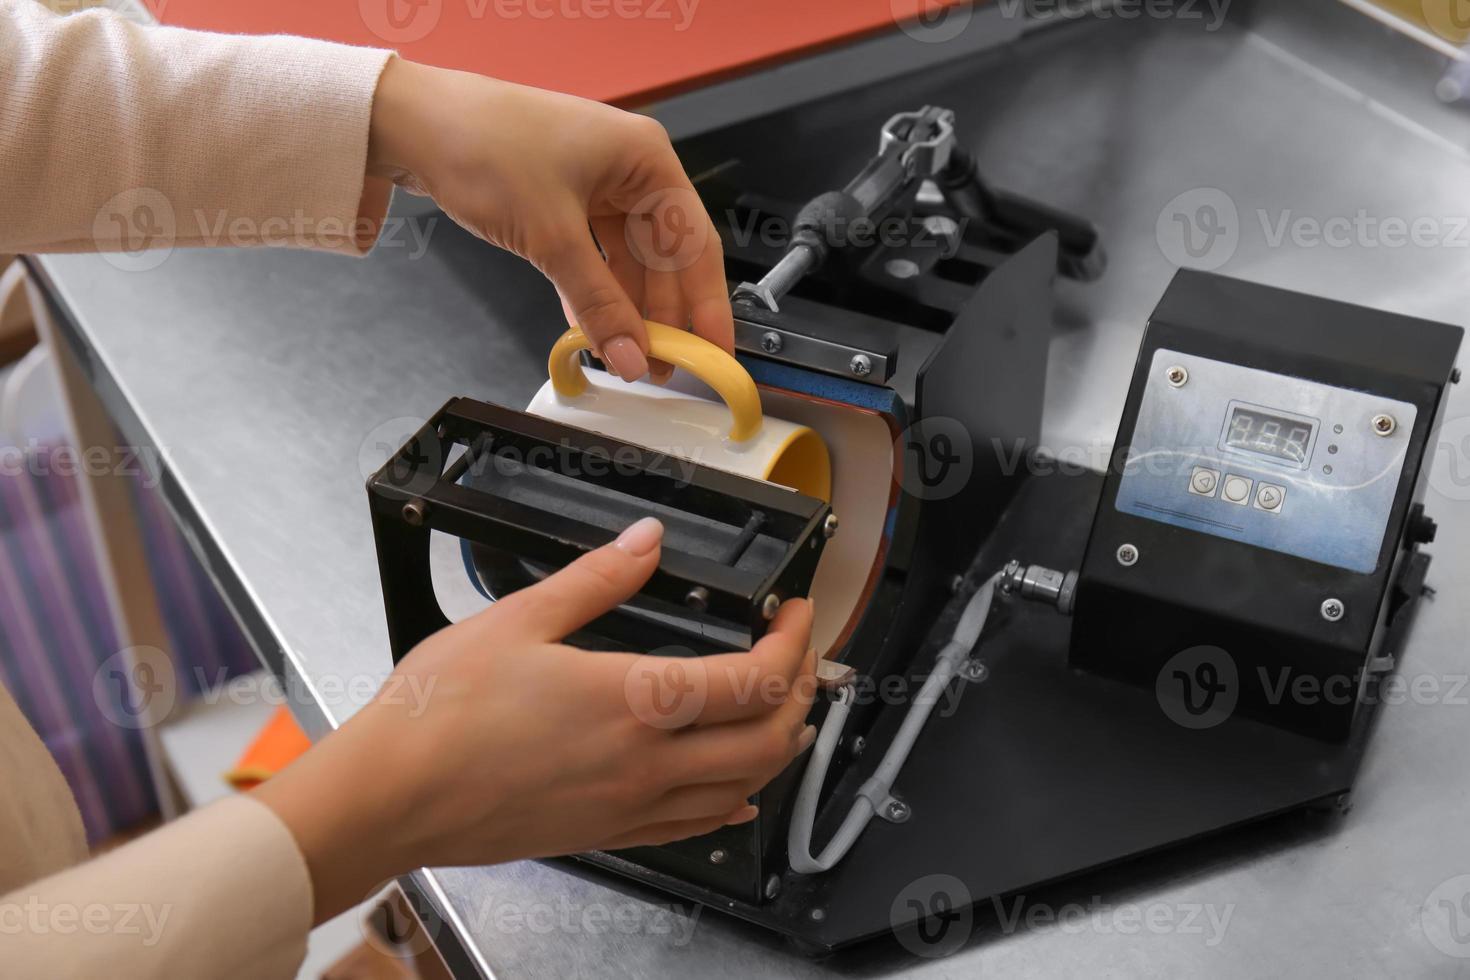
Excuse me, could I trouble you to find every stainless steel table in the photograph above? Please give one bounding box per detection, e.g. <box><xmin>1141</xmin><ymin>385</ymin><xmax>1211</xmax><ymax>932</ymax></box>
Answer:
<box><xmin>32</xmin><ymin>3</ymin><xmax>1470</xmax><ymax>976</ymax></box>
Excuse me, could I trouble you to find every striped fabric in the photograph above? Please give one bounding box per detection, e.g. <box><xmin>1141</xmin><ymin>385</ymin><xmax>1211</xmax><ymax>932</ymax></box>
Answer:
<box><xmin>0</xmin><ymin>440</ymin><xmax>259</xmax><ymax>842</ymax></box>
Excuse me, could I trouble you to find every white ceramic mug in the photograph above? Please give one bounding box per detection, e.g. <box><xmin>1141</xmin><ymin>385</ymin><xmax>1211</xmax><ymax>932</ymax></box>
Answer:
<box><xmin>526</xmin><ymin>322</ymin><xmax>831</xmax><ymax>500</ymax></box>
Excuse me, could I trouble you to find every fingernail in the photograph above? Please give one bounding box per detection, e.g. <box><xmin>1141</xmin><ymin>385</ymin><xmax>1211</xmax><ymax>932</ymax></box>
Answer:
<box><xmin>797</xmin><ymin>724</ymin><xmax>817</xmax><ymax>754</ymax></box>
<box><xmin>615</xmin><ymin>516</ymin><xmax>663</xmax><ymax>556</ymax></box>
<box><xmin>726</xmin><ymin>805</ymin><xmax>759</xmax><ymax>826</ymax></box>
<box><xmin>602</xmin><ymin>335</ymin><xmax>649</xmax><ymax>382</ymax></box>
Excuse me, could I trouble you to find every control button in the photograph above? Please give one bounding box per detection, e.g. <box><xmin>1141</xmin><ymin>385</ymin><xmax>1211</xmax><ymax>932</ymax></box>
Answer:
<box><xmin>1188</xmin><ymin>466</ymin><xmax>1219</xmax><ymax>497</ymax></box>
<box><xmin>1255</xmin><ymin>483</ymin><xmax>1286</xmax><ymax>513</ymax></box>
<box><xmin>1222</xmin><ymin>475</ymin><xmax>1252</xmax><ymax>505</ymax></box>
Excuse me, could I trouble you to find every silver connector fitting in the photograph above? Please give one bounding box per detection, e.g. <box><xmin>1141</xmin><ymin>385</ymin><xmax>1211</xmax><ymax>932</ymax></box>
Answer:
<box><xmin>1000</xmin><ymin>560</ymin><xmax>1079</xmax><ymax>616</ymax></box>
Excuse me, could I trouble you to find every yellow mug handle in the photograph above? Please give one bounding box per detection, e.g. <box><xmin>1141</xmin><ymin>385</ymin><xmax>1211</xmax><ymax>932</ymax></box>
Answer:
<box><xmin>548</xmin><ymin>321</ymin><xmax>764</xmax><ymax>443</ymax></box>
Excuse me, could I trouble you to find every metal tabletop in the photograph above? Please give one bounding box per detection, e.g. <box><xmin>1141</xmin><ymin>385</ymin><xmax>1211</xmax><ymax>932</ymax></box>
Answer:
<box><xmin>34</xmin><ymin>3</ymin><xmax>1470</xmax><ymax>976</ymax></box>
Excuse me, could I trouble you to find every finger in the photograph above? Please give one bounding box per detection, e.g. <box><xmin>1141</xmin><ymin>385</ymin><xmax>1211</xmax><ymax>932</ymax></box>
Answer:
<box><xmin>644</xmin><ymin>268</ymin><xmax>685</xmax><ymax>385</ymax></box>
<box><xmin>481</xmin><ymin>517</ymin><xmax>662</xmax><ymax>643</ymax></box>
<box><xmin>644</xmin><ymin>268</ymin><xmax>685</xmax><ymax>331</ymax></box>
<box><xmin>539</xmin><ymin>216</ymin><xmax>650</xmax><ymax>382</ymax></box>
<box><xmin>591</xmin><ymin>215</ymin><xmax>645</xmax><ymax>316</ymax></box>
<box><xmin>597</xmin><ymin>811</ymin><xmax>744</xmax><ymax>851</ymax></box>
<box><xmin>686</xmin><ymin>598</ymin><xmax>814</xmax><ymax>726</ymax></box>
<box><xmin>612</xmin><ymin>147</ymin><xmax>733</xmax><ymax>355</ymax></box>
<box><xmin>681</xmin><ymin>213</ymin><xmax>734</xmax><ymax>353</ymax></box>
<box><xmin>663</xmin><ymin>713</ymin><xmax>819</xmax><ymax>786</ymax></box>
<box><xmin>647</xmin><ymin>780</ymin><xmax>754</xmax><ymax>826</ymax></box>
<box><xmin>660</xmin><ymin>643</ymin><xmax>818</xmax><ymax>788</ymax></box>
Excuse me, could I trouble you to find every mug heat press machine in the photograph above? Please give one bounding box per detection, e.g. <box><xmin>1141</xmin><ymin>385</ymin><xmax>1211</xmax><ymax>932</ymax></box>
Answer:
<box><xmin>366</xmin><ymin>107</ymin><xmax>1462</xmax><ymax>951</ymax></box>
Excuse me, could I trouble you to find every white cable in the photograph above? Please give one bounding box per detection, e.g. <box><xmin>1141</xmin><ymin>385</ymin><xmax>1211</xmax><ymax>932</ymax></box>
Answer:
<box><xmin>787</xmin><ymin>572</ymin><xmax>1001</xmax><ymax>874</ymax></box>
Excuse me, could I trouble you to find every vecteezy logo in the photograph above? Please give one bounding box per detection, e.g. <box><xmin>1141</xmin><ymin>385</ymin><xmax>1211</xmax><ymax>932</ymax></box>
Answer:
<box><xmin>93</xmin><ymin>188</ymin><xmax>176</xmax><ymax>273</ymax></box>
<box><xmin>1430</xmin><ymin>414</ymin><xmax>1470</xmax><ymax>503</ymax></box>
<box><xmin>359</xmin><ymin>0</ymin><xmax>442</xmax><ymax>43</ymax></box>
<box><xmin>623</xmin><ymin>187</ymin><xmax>708</xmax><ymax>274</ymax></box>
<box><xmin>896</xmin><ymin>417</ymin><xmax>974</xmax><ymax>501</ymax></box>
<box><xmin>357</xmin><ymin>416</ymin><xmax>436</xmax><ymax>485</ymax></box>
<box><xmin>1423</xmin><ymin>0</ymin><xmax>1470</xmax><ymax>44</ymax></box>
<box><xmin>891</xmin><ymin>874</ymin><xmax>974</xmax><ymax>958</ymax></box>
<box><xmin>1156</xmin><ymin>188</ymin><xmax>1240</xmax><ymax>271</ymax></box>
<box><xmin>92</xmin><ymin>647</ymin><xmax>177</xmax><ymax>730</ymax></box>
<box><xmin>891</xmin><ymin>0</ymin><xmax>973</xmax><ymax>43</ymax></box>
<box><xmin>623</xmin><ymin>647</ymin><xmax>709</xmax><ymax>730</ymax></box>
<box><xmin>1423</xmin><ymin>875</ymin><xmax>1470</xmax><ymax>958</ymax></box>
<box><xmin>361</xmin><ymin>880</ymin><xmax>440</xmax><ymax>958</ymax></box>
<box><xmin>1156</xmin><ymin>646</ymin><xmax>1239</xmax><ymax>730</ymax></box>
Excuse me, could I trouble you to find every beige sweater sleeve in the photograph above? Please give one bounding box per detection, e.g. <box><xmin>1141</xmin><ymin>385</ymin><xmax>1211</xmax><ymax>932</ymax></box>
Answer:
<box><xmin>0</xmin><ymin>0</ymin><xmax>396</xmax><ymax>256</ymax></box>
<box><xmin>1</xmin><ymin>795</ymin><xmax>316</xmax><ymax>979</ymax></box>
<box><xmin>0</xmin><ymin>3</ymin><xmax>402</xmax><ymax>972</ymax></box>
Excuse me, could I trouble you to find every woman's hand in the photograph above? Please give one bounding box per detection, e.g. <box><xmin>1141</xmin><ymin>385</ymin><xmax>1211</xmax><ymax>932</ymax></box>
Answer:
<box><xmin>255</xmin><ymin>518</ymin><xmax>817</xmax><ymax>922</ymax></box>
<box><xmin>366</xmin><ymin>57</ymin><xmax>732</xmax><ymax>384</ymax></box>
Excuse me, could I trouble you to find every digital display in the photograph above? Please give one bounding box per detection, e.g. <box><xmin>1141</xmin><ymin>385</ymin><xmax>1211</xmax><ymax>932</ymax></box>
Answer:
<box><xmin>1224</xmin><ymin>405</ymin><xmax>1314</xmax><ymax>465</ymax></box>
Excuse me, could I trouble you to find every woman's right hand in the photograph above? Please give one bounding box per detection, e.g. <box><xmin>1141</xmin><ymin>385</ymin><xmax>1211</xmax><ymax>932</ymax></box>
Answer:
<box><xmin>254</xmin><ymin>517</ymin><xmax>817</xmax><ymax>922</ymax></box>
<box><xmin>367</xmin><ymin>58</ymin><xmax>733</xmax><ymax>384</ymax></box>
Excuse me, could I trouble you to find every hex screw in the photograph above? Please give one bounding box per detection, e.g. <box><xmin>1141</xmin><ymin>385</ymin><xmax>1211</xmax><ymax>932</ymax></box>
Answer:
<box><xmin>761</xmin><ymin>593</ymin><xmax>781</xmax><ymax>620</ymax></box>
<box><xmin>823</xmin><ymin>513</ymin><xmax>840</xmax><ymax>539</ymax></box>
<box><xmin>1321</xmin><ymin>598</ymin><xmax>1345</xmax><ymax>622</ymax></box>
<box><xmin>402</xmin><ymin>501</ymin><xmax>428</xmax><ymax>526</ymax></box>
<box><xmin>685</xmin><ymin>587</ymin><xmax>709</xmax><ymax>613</ymax></box>
<box><xmin>761</xmin><ymin>331</ymin><xmax>783</xmax><ymax>354</ymax></box>
<box><xmin>708</xmin><ymin>849</ymin><xmax>727</xmax><ymax>865</ymax></box>
<box><xmin>1116</xmin><ymin>543</ymin><xmax>1139</xmax><ymax>567</ymax></box>
<box><xmin>764</xmin><ymin>875</ymin><xmax>781</xmax><ymax>900</ymax></box>
<box><xmin>850</xmin><ymin>354</ymin><xmax>873</xmax><ymax>378</ymax></box>
<box><xmin>809</xmin><ymin>908</ymin><xmax>827</xmax><ymax>922</ymax></box>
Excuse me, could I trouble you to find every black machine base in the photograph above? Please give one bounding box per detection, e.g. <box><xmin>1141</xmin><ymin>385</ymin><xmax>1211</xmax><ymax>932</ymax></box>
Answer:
<box><xmin>570</xmin><ymin>466</ymin><xmax>1416</xmax><ymax>952</ymax></box>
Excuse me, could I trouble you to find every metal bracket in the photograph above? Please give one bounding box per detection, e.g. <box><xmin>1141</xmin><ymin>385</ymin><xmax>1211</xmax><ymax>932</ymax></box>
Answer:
<box><xmin>733</xmin><ymin>316</ymin><xmax>894</xmax><ymax>383</ymax></box>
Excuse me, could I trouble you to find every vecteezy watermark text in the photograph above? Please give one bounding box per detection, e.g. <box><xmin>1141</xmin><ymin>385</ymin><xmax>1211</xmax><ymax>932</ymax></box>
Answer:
<box><xmin>1157</xmin><ymin>187</ymin><xmax>1470</xmax><ymax>271</ymax></box>
<box><xmin>0</xmin><ymin>441</ymin><xmax>164</xmax><ymax>490</ymax></box>
<box><xmin>359</xmin><ymin>0</ymin><xmax>700</xmax><ymax>44</ymax></box>
<box><xmin>0</xmin><ymin>897</ymin><xmax>172</xmax><ymax>947</ymax></box>
<box><xmin>997</xmin><ymin>0</ymin><xmax>1231</xmax><ymax>31</ymax></box>
<box><xmin>992</xmin><ymin>894</ymin><xmax>1235</xmax><ymax>946</ymax></box>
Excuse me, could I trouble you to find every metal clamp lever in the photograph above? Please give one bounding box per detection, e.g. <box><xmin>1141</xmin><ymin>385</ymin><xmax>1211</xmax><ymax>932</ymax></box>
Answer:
<box><xmin>732</xmin><ymin>105</ymin><xmax>958</xmax><ymax>313</ymax></box>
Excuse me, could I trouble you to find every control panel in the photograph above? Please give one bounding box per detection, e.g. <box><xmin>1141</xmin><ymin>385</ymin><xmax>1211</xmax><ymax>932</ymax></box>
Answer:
<box><xmin>1116</xmin><ymin>349</ymin><xmax>1417</xmax><ymax>574</ymax></box>
<box><xmin>1071</xmin><ymin>270</ymin><xmax>1461</xmax><ymax>741</ymax></box>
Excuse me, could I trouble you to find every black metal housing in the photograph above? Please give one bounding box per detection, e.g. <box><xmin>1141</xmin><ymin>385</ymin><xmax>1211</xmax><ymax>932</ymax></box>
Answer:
<box><xmin>366</xmin><ymin>397</ymin><xmax>835</xmax><ymax>905</ymax></box>
<box><xmin>1071</xmin><ymin>271</ymin><xmax>1463</xmax><ymax>740</ymax></box>
<box><xmin>366</xmin><ymin>397</ymin><xmax>832</xmax><ymax>659</ymax></box>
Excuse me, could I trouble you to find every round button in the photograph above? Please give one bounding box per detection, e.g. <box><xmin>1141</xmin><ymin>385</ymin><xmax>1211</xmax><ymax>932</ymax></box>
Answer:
<box><xmin>1223</xmin><ymin>476</ymin><xmax>1251</xmax><ymax>503</ymax></box>
<box><xmin>1258</xmin><ymin>486</ymin><xmax>1282</xmax><ymax>509</ymax></box>
<box><xmin>1192</xmin><ymin>470</ymin><xmax>1217</xmax><ymax>494</ymax></box>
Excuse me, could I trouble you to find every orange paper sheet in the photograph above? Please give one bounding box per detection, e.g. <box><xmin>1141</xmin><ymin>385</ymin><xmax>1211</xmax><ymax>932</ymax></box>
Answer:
<box><xmin>226</xmin><ymin>705</ymin><xmax>312</xmax><ymax>791</ymax></box>
<box><xmin>156</xmin><ymin>0</ymin><xmax>976</xmax><ymax>105</ymax></box>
